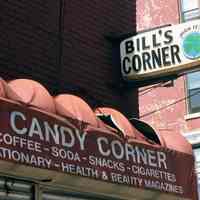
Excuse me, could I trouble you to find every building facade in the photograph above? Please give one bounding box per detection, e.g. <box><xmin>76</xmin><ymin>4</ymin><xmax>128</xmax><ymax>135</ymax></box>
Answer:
<box><xmin>0</xmin><ymin>0</ymin><xmax>198</xmax><ymax>199</ymax></box>
<box><xmin>137</xmin><ymin>0</ymin><xmax>200</xmax><ymax>197</ymax></box>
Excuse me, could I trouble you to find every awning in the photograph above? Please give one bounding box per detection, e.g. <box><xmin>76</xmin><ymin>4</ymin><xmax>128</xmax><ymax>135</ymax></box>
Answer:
<box><xmin>7</xmin><ymin>79</ymin><xmax>56</xmax><ymax>113</ymax></box>
<box><xmin>0</xmin><ymin>78</ymin><xmax>197</xmax><ymax>200</ymax></box>
<box><xmin>54</xmin><ymin>94</ymin><xmax>98</xmax><ymax>127</ymax></box>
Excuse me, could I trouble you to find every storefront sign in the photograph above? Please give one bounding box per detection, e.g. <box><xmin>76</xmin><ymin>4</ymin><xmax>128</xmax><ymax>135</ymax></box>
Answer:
<box><xmin>0</xmin><ymin>99</ymin><xmax>195</xmax><ymax>199</ymax></box>
<box><xmin>120</xmin><ymin>20</ymin><xmax>200</xmax><ymax>81</ymax></box>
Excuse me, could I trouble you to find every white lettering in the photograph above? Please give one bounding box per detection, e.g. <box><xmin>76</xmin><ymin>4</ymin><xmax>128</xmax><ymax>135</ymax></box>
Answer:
<box><xmin>75</xmin><ymin>130</ymin><xmax>87</xmax><ymax>150</ymax></box>
<box><xmin>97</xmin><ymin>137</ymin><xmax>110</xmax><ymax>156</ymax></box>
<box><xmin>44</xmin><ymin>122</ymin><xmax>59</xmax><ymax>145</ymax></box>
<box><xmin>111</xmin><ymin>140</ymin><xmax>124</xmax><ymax>159</ymax></box>
<box><xmin>60</xmin><ymin>126</ymin><xmax>75</xmax><ymax>148</ymax></box>
<box><xmin>29</xmin><ymin>118</ymin><xmax>44</xmax><ymax>140</ymax></box>
<box><xmin>10</xmin><ymin>111</ymin><xmax>27</xmax><ymax>135</ymax></box>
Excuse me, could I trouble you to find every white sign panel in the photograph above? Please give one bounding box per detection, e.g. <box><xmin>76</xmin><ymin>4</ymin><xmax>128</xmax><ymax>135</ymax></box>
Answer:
<box><xmin>120</xmin><ymin>20</ymin><xmax>200</xmax><ymax>81</ymax></box>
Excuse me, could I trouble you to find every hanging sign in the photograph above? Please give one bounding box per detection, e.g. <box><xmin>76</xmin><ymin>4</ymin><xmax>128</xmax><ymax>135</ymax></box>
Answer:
<box><xmin>120</xmin><ymin>20</ymin><xmax>200</xmax><ymax>81</ymax></box>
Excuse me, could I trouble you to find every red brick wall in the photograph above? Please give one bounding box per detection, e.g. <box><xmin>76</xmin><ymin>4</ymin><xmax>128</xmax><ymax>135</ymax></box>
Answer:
<box><xmin>139</xmin><ymin>77</ymin><xmax>188</xmax><ymax>134</ymax></box>
<box><xmin>136</xmin><ymin>0</ymin><xmax>180</xmax><ymax>31</ymax></box>
<box><xmin>136</xmin><ymin>0</ymin><xmax>184</xmax><ymax>134</ymax></box>
<box><xmin>137</xmin><ymin>0</ymin><xmax>200</xmax><ymax>134</ymax></box>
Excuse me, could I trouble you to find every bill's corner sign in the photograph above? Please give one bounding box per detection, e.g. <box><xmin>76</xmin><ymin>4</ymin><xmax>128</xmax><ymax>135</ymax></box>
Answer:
<box><xmin>120</xmin><ymin>20</ymin><xmax>200</xmax><ymax>81</ymax></box>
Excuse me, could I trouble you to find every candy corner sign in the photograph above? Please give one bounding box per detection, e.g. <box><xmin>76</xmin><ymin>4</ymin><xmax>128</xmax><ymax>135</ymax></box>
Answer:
<box><xmin>0</xmin><ymin>99</ymin><xmax>196</xmax><ymax>199</ymax></box>
<box><xmin>120</xmin><ymin>20</ymin><xmax>200</xmax><ymax>81</ymax></box>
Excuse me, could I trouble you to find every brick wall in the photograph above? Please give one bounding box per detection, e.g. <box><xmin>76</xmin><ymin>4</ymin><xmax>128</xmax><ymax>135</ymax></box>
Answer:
<box><xmin>62</xmin><ymin>0</ymin><xmax>137</xmax><ymax>117</ymax></box>
<box><xmin>0</xmin><ymin>0</ymin><xmax>60</xmax><ymax>92</ymax></box>
<box><xmin>136</xmin><ymin>0</ymin><xmax>194</xmax><ymax>134</ymax></box>
<box><xmin>0</xmin><ymin>0</ymin><xmax>138</xmax><ymax>117</ymax></box>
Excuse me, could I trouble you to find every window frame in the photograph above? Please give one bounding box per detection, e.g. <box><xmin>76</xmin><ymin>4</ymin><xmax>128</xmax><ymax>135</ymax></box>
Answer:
<box><xmin>182</xmin><ymin>130</ymin><xmax>200</xmax><ymax>199</ymax></box>
<box><xmin>185</xmin><ymin>71</ymin><xmax>200</xmax><ymax>115</ymax></box>
<box><xmin>179</xmin><ymin>0</ymin><xmax>200</xmax><ymax>115</ymax></box>
<box><xmin>180</xmin><ymin>0</ymin><xmax>200</xmax><ymax>22</ymax></box>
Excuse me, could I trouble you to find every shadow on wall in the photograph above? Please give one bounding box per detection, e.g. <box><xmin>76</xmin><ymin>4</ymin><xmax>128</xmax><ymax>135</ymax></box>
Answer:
<box><xmin>0</xmin><ymin>0</ymin><xmax>138</xmax><ymax>118</ymax></box>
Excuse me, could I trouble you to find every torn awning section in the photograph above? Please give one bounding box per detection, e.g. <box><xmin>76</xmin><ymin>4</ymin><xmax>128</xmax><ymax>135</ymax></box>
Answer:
<box><xmin>0</xmin><ymin>78</ymin><xmax>198</xmax><ymax>200</ymax></box>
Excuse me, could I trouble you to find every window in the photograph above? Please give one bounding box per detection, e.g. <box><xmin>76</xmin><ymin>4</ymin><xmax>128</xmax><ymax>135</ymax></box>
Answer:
<box><xmin>180</xmin><ymin>0</ymin><xmax>200</xmax><ymax>115</ymax></box>
<box><xmin>180</xmin><ymin>0</ymin><xmax>200</xmax><ymax>21</ymax></box>
<box><xmin>193</xmin><ymin>147</ymin><xmax>200</xmax><ymax>198</ymax></box>
<box><xmin>183</xmin><ymin>131</ymin><xmax>200</xmax><ymax>199</ymax></box>
<box><xmin>186</xmin><ymin>71</ymin><xmax>200</xmax><ymax>114</ymax></box>
<box><xmin>41</xmin><ymin>187</ymin><xmax>119</xmax><ymax>200</ymax></box>
<box><xmin>0</xmin><ymin>177</ymin><xmax>34</xmax><ymax>200</ymax></box>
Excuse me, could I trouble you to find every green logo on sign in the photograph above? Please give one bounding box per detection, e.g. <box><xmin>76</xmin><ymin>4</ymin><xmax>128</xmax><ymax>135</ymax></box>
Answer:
<box><xmin>182</xmin><ymin>32</ymin><xmax>200</xmax><ymax>59</ymax></box>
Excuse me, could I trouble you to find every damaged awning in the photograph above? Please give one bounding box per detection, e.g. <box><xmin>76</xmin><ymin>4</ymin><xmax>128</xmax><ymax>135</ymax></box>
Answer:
<box><xmin>0</xmin><ymin>78</ymin><xmax>197</xmax><ymax>200</ymax></box>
